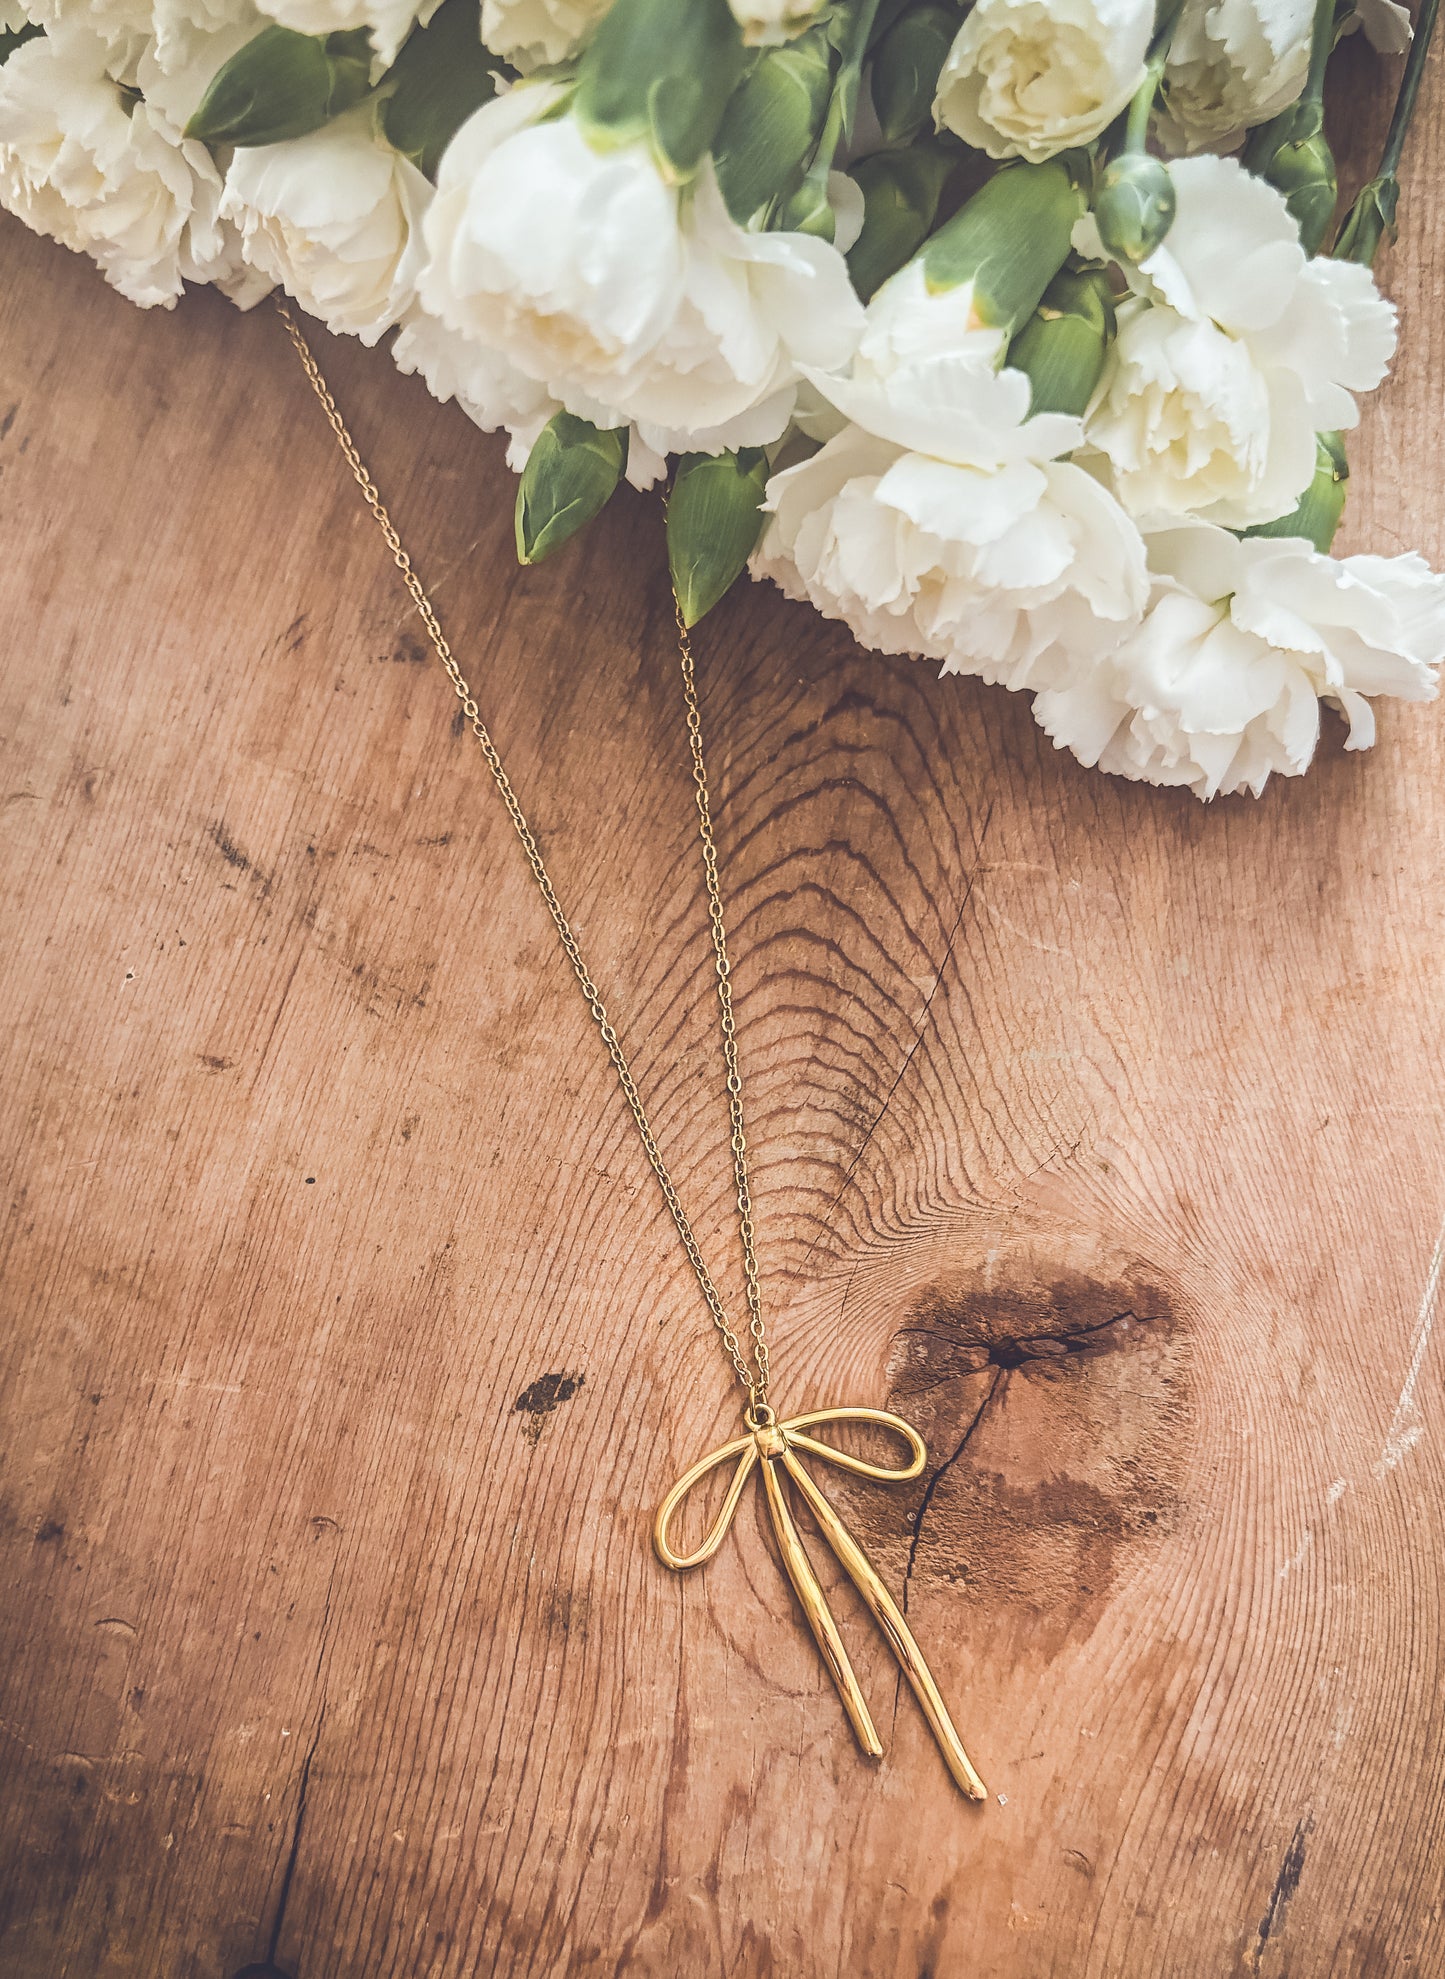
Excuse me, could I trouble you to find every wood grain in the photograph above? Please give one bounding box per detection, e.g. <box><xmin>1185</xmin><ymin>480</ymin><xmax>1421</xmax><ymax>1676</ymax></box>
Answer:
<box><xmin>3</xmin><ymin>47</ymin><xmax>1445</xmax><ymax>1976</ymax></box>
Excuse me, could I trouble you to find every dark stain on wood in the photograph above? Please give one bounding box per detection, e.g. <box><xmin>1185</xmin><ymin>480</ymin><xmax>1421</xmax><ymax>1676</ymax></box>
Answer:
<box><xmin>515</xmin><ymin>1370</ymin><xmax>585</xmax><ymax>1445</ymax></box>
<box><xmin>876</xmin><ymin>1250</ymin><xmax>1191</xmax><ymax>1662</ymax></box>
<box><xmin>208</xmin><ymin>821</ymin><xmax>272</xmax><ymax>896</ymax></box>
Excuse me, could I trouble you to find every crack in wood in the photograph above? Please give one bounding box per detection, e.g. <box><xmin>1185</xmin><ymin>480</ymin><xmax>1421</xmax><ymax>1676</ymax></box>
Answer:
<box><xmin>902</xmin><ymin>1367</ymin><xmax>1004</xmax><ymax>1614</ymax></box>
<box><xmin>262</xmin><ymin>1704</ymin><xmax>322</xmax><ymax>1978</ymax></box>
<box><xmin>1249</xmin><ymin>1814</ymin><xmax>1313</xmax><ymax>1972</ymax></box>
<box><xmin>263</xmin><ymin>1539</ymin><xmax>340</xmax><ymax>1973</ymax></box>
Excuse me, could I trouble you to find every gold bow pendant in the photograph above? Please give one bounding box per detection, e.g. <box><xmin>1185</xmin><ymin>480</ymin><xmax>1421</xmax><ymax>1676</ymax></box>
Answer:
<box><xmin>654</xmin><ymin>1405</ymin><xmax>987</xmax><ymax>1801</ymax></box>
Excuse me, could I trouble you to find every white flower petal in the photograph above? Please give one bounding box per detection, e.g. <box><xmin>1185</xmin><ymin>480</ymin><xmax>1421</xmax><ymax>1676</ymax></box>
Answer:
<box><xmin>419</xmin><ymin>104</ymin><xmax>862</xmax><ymax>456</ymax></box>
<box><xmin>1034</xmin><ymin>518</ymin><xmax>1445</xmax><ymax>797</ymax></box>
<box><xmin>221</xmin><ymin>105</ymin><xmax>429</xmax><ymax>342</ymax></box>
<box><xmin>934</xmin><ymin>0</ymin><xmax>1153</xmax><ymax>161</ymax></box>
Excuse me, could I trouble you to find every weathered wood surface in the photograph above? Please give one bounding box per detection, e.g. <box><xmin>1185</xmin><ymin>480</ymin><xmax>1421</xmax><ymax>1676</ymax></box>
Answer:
<box><xmin>3</xmin><ymin>56</ymin><xmax>1445</xmax><ymax>1976</ymax></box>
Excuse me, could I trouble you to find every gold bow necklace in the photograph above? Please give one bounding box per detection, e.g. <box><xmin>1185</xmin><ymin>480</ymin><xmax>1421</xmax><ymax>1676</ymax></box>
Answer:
<box><xmin>280</xmin><ymin>300</ymin><xmax>987</xmax><ymax>1803</ymax></box>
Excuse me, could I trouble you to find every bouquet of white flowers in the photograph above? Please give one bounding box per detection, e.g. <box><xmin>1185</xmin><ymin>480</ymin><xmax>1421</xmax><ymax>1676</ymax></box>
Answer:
<box><xmin>1</xmin><ymin>0</ymin><xmax>1439</xmax><ymax>795</ymax></box>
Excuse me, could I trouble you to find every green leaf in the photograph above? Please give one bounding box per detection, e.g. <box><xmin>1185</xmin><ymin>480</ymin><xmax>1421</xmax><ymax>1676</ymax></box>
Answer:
<box><xmin>869</xmin><ymin>3</ymin><xmax>956</xmax><ymax>145</ymax></box>
<box><xmin>922</xmin><ymin>159</ymin><xmax>1085</xmax><ymax>336</ymax></box>
<box><xmin>184</xmin><ymin>24</ymin><xmax>372</xmax><ymax>147</ymax></box>
<box><xmin>1242</xmin><ymin>431</ymin><xmax>1348</xmax><ymax>552</ymax></box>
<box><xmin>515</xmin><ymin>414</ymin><xmax>628</xmax><ymax>565</ymax></box>
<box><xmin>1006</xmin><ymin>263</ymin><xmax>1116</xmax><ymax>416</ymax></box>
<box><xmin>667</xmin><ymin>449</ymin><xmax>769</xmax><ymax>626</ymax></box>
<box><xmin>711</xmin><ymin>30</ymin><xmax>832</xmax><ymax>224</ymax></box>
<box><xmin>574</xmin><ymin>0</ymin><xmax>747</xmax><ymax>181</ymax></box>
<box><xmin>845</xmin><ymin>143</ymin><xmax>952</xmax><ymax>299</ymax></box>
<box><xmin>381</xmin><ymin>0</ymin><xmax>500</xmax><ymax>179</ymax></box>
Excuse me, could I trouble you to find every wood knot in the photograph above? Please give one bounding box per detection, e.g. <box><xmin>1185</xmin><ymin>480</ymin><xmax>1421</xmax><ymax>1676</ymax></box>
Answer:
<box><xmin>857</xmin><ymin>1242</ymin><xmax>1194</xmax><ymax>1667</ymax></box>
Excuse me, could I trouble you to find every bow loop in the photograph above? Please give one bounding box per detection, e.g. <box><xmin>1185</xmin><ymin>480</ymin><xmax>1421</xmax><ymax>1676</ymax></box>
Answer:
<box><xmin>781</xmin><ymin>1406</ymin><xmax>927</xmax><ymax>1483</ymax></box>
<box><xmin>653</xmin><ymin>1431</ymin><xmax>757</xmax><ymax>1570</ymax></box>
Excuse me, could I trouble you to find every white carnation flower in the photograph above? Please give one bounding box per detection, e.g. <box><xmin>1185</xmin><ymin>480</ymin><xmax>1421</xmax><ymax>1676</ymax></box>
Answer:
<box><xmin>394</xmin><ymin>311</ymin><xmax>672</xmax><ymax>488</ymax></box>
<box><xmin>934</xmin><ymin>0</ymin><xmax>1153</xmax><ymax>162</ymax></box>
<box><xmin>1034</xmin><ymin>521</ymin><xmax>1445</xmax><ymax>797</ymax></box>
<box><xmin>391</xmin><ymin>306</ymin><xmax>588</xmax><ymax>476</ymax></box>
<box><xmin>726</xmin><ymin>0</ymin><xmax>825</xmax><ymax>44</ymax></box>
<box><xmin>752</xmin><ymin>263</ymin><xmax>1148</xmax><ymax>684</ymax></box>
<box><xmin>250</xmin><ymin>0</ymin><xmax>436</xmax><ymax>70</ymax></box>
<box><xmin>0</xmin><ymin>23</ymin><xmax>257</xmax><ymax>306</ymax></box>
<box><xmin>480</xmin><ymin>0</ymin><xmax>609</xmax><ymax>68</ymax></box>
<box><xmin>220</xmin><ymin>104</ymin><xmax>430</xmax><ymax>343</ymax></box>
<box><xmin>1156</xmin><ymin>0</ymin><xmax>1311</xmax><ymax>151</ymax></box>
<box><xmin>1157</xmin><ymin>0</ymin><xmax>1410</xmax><ymax>152</ymax></box>
<box><xmin>417</xmin><ymin>84</ymin><xmax>865</xmax><ymax>459</ymax></box>
<box><xmin>20</xmin><ymin>0</ymin><xmax>154</xmax><ymax>58</ymax></box>
<box><xmin>26</xmin><ymin>0</ymin><xmax>260</xmax><ymax>76</ymax></box>
<box><xmin>1083</xmin><ymin>154</ymin><xmax>1396</xmax><ymax>528</ymax></box>
<box><xmin>134</xmin><ymin>10</ymin><xmax>265</xmax><ymax>120</ymax></box>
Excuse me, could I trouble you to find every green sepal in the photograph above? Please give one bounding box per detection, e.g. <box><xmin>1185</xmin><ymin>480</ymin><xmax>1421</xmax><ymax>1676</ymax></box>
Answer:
<box><xmin>774</xmin><ymin>155</ymin><xmax>835</xmax><ymax>238</ymax></box>
<box><xmin>0</xmin><ymin>20</ymin><xmax>43</xmax><ymax>63</ymax></box>
<box><xmin>1094</xmin><ymin>151</ymin><xmax>1175</xmax><ymax>263</ymax></box>
<box><xmin>1333</xmin><ymin>173</ymin><xmax>1398</xmax><ymax>266</ymax></box>
<box><xmin>667</xmin><ymin>448</ymin><xmax>769</xmax><ymax>626</ymax></box>
<box><xmin>184</xmin><ymin>23</ymin><xmax>372</xmax><ymax>147</ymax></box>
<box><xmin>1006</xmin><ymin>262</ymin><xmax>1116</xmax><ymax>417</ymax></box>
<box><xmin>380</xmin><ymin>0</ymin><xmax>500</xmax><ymax>179</ymax></box>
<box><xmin>921</xmin><ymin>159</ymin><xmax>1085</xmax><ymax>337</ymax></box>
<box><xmin>1244</xmin><ymin>99</ymin><xmax>1337</xmax><ymax>254</ymax></box>
<box><xmin>573</xmin><ymin>0</ymin><xmax>747</xmax><ymax>181</ymax></box>
<box><xmin>515</xmin><ymin>414</ymin><xmax>629</xmax><ymax>565</ymax></box>
<box><xmin>1241</xmin><ymin>431</ymin><xmax>1348</xmax><ymax>552</ymax></box>
<box><xmin>712</xmin><ymin>29</ymin><xmax>832</xmax><ymax>224</ymax></box>
<box><xmin>869</xmin><ymin>2</ymin><xmax>956</xmax><ymax>145</ymax></box>
<box><xmin>845</xmin><ymin>143</ymin><xmax>952</xmax><ymax>300</ymax></box>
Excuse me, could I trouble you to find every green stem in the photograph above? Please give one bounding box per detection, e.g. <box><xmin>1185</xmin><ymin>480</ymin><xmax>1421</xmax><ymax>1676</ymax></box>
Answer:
<box><xmin>1121</xmin><ymin>0</ymin><xmax>1186</xmax><ymax>152</ymax></box>
<box><xmin>1380</xmin><ymin>0</ymin><xmax>1442</xmax><ymax>174</ymax></box>
<box><xmin>1302</xmin><ymin>0</ymin><xmax>1336</xmax><ymax>106</ymax></box>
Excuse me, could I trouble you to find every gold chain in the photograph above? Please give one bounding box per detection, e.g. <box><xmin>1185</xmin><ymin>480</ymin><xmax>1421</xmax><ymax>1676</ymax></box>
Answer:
<box><xmin>276</xmin><ymin>299</ymin><xmax>770</xmax><ymax>1413</ymax></box>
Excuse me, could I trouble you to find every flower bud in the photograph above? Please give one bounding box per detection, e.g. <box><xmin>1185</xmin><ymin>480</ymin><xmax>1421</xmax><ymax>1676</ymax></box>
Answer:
<box><xmin>667</xmin><ymin>447</ymin><xmax>769</xmax><ymax>626</ymax></box>
<box><xmin>870</xmin><ymin>2</ymin><xmax>957</xmax><ymax>145</ymax></box>
<box><xmin>185</xmin><ymin>24</ymin><xmax>372</xmax><ymax>148</ymax></box>
<box><xmin>515</xmin><ymin>414</ymin><xmax>628</xmax><ymax>566</ymax></box>
<box><xmin>380</xmin><ymin>0</ymin><xmax>499</xmax><ymax>181</ymax></box>
<box><xmin>575</xmin><ymin>0</ymin><xmax>748</xmax><ymax>182</ymax></box>
<box><xmin>773</xmin><ymin>156</ymin><xmax>836</xmax><ymax>238</ymax></box>
<box><xmin>711</xmin><ymin>26</ymin><xmax>832</xmax><ymax>223</ymax></box>
<box><xmin>1006</xmin><ymin>262</ymin><xmax>1115</xmax><ymax>416</ymax></box>
<box><xmin>1246</xmin><ymin>103</ymin><xmax>1336</xmax><ymax>254</ymax></box>
<box><xmin>1093</xmin><ymin>151</ymin><xmax>1175</xmax><ymax>265</ymax></box>
<box><xmin>1334</xmin><ymin>173</ymin><xmax>1399</xmax><ymax>268</ymax></box>
<box><xmin>1242</xmin><ymin>431</ymin><xmax>1348</xmax><ymax>553</ymax></box>
<box><xmin>922</xmin><ymin>157</ymin><xmax>1086</xmax><ymax>338</ymax></box>
<box><xmin>844</xmin><ymin>142</ymin><xmax>952</xmax><ymax>300</ymax></box>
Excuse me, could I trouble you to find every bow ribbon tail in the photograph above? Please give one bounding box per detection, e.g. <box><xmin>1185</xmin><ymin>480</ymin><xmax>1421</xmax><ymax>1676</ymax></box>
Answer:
<box><xmin>779</xmin><ymin>1447</ymin><xmax>988</xmax><ymax>1803</ymax></box>
<box><xmin>758</xmin><ymin>1453</ymin><xmax>882</xmax><ymax>1758</ymax></box>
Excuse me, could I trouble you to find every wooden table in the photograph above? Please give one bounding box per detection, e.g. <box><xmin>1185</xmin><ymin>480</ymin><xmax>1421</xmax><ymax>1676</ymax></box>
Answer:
<box><xmin>3</xmin><ymin>60</ymin><xmax>1444</xmax><ymax>1974</ymax></box>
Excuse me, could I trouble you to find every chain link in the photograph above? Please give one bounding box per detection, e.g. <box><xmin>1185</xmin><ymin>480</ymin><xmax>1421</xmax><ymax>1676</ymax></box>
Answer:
<box><xmin>276</xmin><ymin>299</ymin><xmax>770</xmax><ymax>1411</ymax></box>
